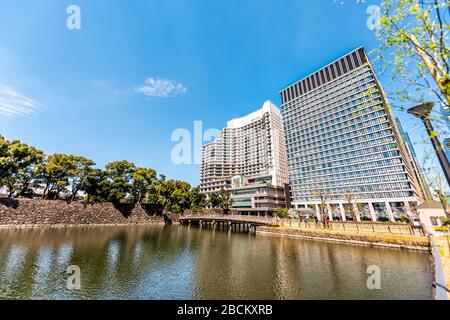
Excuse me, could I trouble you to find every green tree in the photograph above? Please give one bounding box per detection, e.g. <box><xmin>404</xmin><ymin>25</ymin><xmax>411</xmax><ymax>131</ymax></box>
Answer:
<box><xmin>145</xmin><ymin>174</ymin><xmax>166</xmax><ymax>204</ymax></box>
<box><xmin>208</xmin><ymin>192</ymin><xmax>221</xmax><ymax>209</ymax></box>
<box><xmin>399</xmin><ymin>214</ymin><xmax>411</xmax><ymax>223</ymax></box>
<box><xmin>218</xmin><ymin>187</ymin><xmax>233</xmax><ymax>213</ymax></box>
<box><xmin>275</xmin><ymin>208</ymin><xmax>289</xmax><ymax>219</ymax></box>
<box><xmin>131</xmin><ymin>167</ymin><xmax>157</xmax><ymax>203</ymax></box>
<box><xmin>189</xmin><ymin>186</ymin><xmax>206</xmax><ymax>212</ymax></box>
<box><xmin>105</xmin><ymin>160</ymin><xmax>136</xmax><ymax>203</ymax></box>
<box><xmin>314</xmin><ymin>189</ymin><xmax>331</xmax><ymax>223</ymax></box>
<box><xmin>435</xmin><ymin>187</ymin><xmax>449</xmax><ymax>215</ymax></box>
<box><xmin>69</xmin><ymin>156</ymin><xmax>95</xmax><ymax>201</ymax></box>
<box><xmin>374</xmin><ymin>0</ymin><xmax>449</xmax><ymax>116</ymax></box>
<box><xmin>0</xmin><ymin>135</ymin><xmax>10</xmax><ymax>182</ymax></box>
<box><xmin>343</xmin><ymin>192</ymin><xmax>359</xmax><ymax>221</ymax></box>
<box><xmin>156</xmin><ymin>179</ymin><xmax>192</xmax><ymax>213</ymax></box>
<box><xmin>427</xmin><ymin>170</ymin><xmax>450</xmax><ymax>217</ymax></box>
<box><xmin>442</xmin><ymin>217</ymin><xmax>450</xmax><ymax>226</ymax></box>
<box><xmin>80</xmin><ymin>168</ymin><xmax>110</xmax><ymax>203</ymax></box>
<box><xmin>0</xmin><ymin>139</ymin><xmax>44</xmax><ymax>197</ymax></box>
<box><xmin>38</xmin><ymin>154</ymin><xmax>78</xmax><ymax>199</ymax></box>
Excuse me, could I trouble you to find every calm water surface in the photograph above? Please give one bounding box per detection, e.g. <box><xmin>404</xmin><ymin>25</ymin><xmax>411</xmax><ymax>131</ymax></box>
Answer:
<box><xmin>0</xmin><ymin>225</ymin><xmax>432</xmax><ymax>300</ymax></box>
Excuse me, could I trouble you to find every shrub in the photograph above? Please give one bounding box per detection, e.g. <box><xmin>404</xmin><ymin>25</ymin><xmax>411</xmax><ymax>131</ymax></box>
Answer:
<box><xmin>274</xmin><ymin>208</ymin><xmax>289</xmax><ymax>219</ymax></box>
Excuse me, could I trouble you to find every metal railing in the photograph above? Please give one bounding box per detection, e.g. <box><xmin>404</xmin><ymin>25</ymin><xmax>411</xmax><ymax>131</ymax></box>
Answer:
<box><xmin>181</xmin><ymin>214</ymin><xmax>423</xmax><ymax>235</ymax></box>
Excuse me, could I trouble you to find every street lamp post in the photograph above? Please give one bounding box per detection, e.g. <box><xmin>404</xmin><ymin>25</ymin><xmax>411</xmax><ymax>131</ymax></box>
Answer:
<box><xmin>408</xmin><ymin>102</ymin><xmax>450</xmax><ymax>187</ymax></box>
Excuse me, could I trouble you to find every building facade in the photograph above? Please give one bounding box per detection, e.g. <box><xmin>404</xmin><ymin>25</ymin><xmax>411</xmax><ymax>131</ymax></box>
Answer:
<box><xmin>440</xmin><ymin>104</ymin><xmax>450</xmax><ymax>130</ymax></box>
<box><xmin>200</xmin><ymin>100</ymin><xmax>290</xmax><ymax>216</ymax></box>
<box><xmin>396</xmin><ymin>118</ymin><xmax>432</xmax><ymax>199</ymax></box>
<box><xmin>438</xmin><ymin>104</ymin><xmax>450</xmax><ymax>165</ymax></box>
<box><xmin>280</xmin><ymin>47</ymin><xmax>425</xmax><ymax>222</ymax></box>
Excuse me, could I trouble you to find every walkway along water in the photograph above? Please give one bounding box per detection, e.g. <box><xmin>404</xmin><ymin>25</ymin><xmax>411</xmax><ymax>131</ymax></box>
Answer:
<box><xmin>429</xmin><ymin>235</ymin><xmax>450</xmax><ymax>300</ymax></box>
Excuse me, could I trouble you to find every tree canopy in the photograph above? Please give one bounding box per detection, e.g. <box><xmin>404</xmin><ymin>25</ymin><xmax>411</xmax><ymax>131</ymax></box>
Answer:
<box><xmin>208</xmin><ymin>187</ymin><xmax>234</xmax><ymax>213</ymax></box>
<box><xmin>375</xmin><ymin>0</ymin><xmax>449</xmax><ymax>113</ymax></box>
<box><xmin>0</xmin><ymin>135</ymin><xmax>206</xmax><ymax>214</ymax></box>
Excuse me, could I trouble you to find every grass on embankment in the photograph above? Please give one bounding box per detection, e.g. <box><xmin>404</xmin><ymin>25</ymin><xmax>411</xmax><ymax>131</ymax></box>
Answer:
<box><xmin>258</xmin><ymin>225</ymin><xmax>430</xmax><ymax>249</ymax></box>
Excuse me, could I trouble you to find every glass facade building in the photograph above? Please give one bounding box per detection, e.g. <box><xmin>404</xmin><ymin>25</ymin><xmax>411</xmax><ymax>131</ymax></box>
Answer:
<box><xmin>280</xmin><ymin>47</ymin><xmax>425</xmax><ymax>222</ymax></box>
<box><xmin>396</xmin><ymin>118</ymin><xmax>432</xmax><ymax>199</ymax></box>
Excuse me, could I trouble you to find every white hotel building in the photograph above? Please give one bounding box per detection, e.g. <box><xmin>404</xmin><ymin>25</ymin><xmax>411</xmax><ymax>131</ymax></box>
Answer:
<box><xmin>280</xmin><ymin>47</ymin><xmax>427</xmax><ymax>222</ymax></box>
<box><xmin>200</xmin><ymin>100</ymin><xmax>290</xmax><ymax>216</ymax></box>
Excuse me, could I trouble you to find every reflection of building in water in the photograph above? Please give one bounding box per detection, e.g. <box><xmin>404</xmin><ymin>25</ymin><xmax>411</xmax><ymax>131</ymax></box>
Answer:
<box><xmin>280</xmin><ymin>47</ymin><xmax>425</xmax><ymax>222</ymax></box>
<box><xmin>0</xmin><ymin>226</ymin><xmax>434</xmax><ymax>300</ymax></box>
<box><xmin>200</xmin><ymin>101</ymin><xmax>290</xmax><ymax>216</ymax></box>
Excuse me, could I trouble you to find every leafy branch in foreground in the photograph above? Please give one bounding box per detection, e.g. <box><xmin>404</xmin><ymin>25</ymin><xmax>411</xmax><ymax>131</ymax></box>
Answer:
<box><xmin>372</xmin><ymin>0</ymin><xmax>449</xmax><ymax>123</ymax></box>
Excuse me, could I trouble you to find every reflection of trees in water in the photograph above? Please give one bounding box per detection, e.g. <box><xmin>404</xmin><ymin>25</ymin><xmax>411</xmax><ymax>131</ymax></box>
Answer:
<box><xmin>0</xmin><ymin>225</ymin><xmax>195</xmax><ymax>299</ymax></box>
<box><xmin>0</xmin><ymin>226</ymin><xmax>434</xmax><ymax>299</ymax></box>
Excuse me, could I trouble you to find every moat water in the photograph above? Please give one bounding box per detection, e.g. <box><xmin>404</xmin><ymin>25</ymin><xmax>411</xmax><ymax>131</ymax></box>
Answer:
<box><xmin>0</xmin><ymin>225</ymin><xmax>432</xmax><ymax>300</ymax></box>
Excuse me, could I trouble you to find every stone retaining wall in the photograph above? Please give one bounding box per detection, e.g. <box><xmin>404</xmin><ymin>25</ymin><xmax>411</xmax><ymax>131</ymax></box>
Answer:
<box><xmin>0</xmin><ymin>198</ymin><xmax>164</xmax><ymax>226</ymax></box>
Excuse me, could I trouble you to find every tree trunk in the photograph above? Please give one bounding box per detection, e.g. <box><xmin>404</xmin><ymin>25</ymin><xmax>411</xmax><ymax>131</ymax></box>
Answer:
<box><xmin>42</xmin><ymin>184</ymin><xmax>50</xmax><ymax>199</ymax></box>
<box><xmin>55</xmin><ymin>189</ymin><xmax>61</xmax><ymax>200</ymax></box>
<box><xmin>71</xmin><ymin>187</ymin><xmax>79</xmax><ymax>202</ymax></box>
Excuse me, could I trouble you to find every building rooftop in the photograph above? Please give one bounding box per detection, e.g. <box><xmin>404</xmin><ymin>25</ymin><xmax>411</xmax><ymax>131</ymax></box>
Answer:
<box><xmin>417</xmin><ymin>200</ymin><xmax>446</xmax><ymax>210</ymax></box>
<box><xmin>227</xmin><ymin>100</ymin><xmax>280</xmax><ymax>129</ymax></box>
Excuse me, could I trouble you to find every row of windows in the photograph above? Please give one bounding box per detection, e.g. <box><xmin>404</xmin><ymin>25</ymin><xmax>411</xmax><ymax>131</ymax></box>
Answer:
<box><xmin>284</xmin><ymin>81</ymin><xmax>380</xmax><ymax>129</ymax></box>
<box><xmin>281</xmin><ymin>48</ymin><xmax>367</xmax><ymax>104</ymax></box>
<box><xmin>289</xmin><ymin>158</ymin><xmax>404</xmax><ymax>181</ymax></box>
<box><xmin>284</xmin><ymin>88</ymin><xmax>380</xmax><ymax>136</ymax></box>
<box><xmin>290</xmin><ymin>136</ymin><xmax>395</xmax><ymax>165</ymax></box>
<box><xmin>286</xmin><ymin>103</ymin><xmax>384</xmax><ymax>146</ymax></box>
<box><xmin>287</xmin><ymin>122</ymin><xmax>391</xmax><ymax>155</ymax></box>
<box><xmin>291</xmin><ymin>151</ymin><xmax>401</xmax><ymax>174</ymax></box>
<box><xmin>296</xmin><ymin>173</ymin><xmax>409</xmax><ymax>190</ymax></box>
<box><xmin>286</xmin><ymin>111</ymin><xmax>387</xmax><ymax>153</ymax></box>
<box><xmin>282</xmin><ymin>71</ymin><xmax>375</xmax><ymax>124</ymax></box>
<box><xmin>294</xmin><ymin>191</ymin><xmax>415</xmax><ymax>202</ymax></box>
<box><xmin>287</xmin><ymin>130</ymin><xmax>395</xmax><ymax>163</ymax></box>
<box><xmin>291</xmin><ymin>143</ymin><xmax>399</xmax><ymax>168</ymax></box>
<box><xmin>282</xmin><ymin>67</ymin><xmax>373</xmax><ymax>115</ymax></box>
<box><xmin>290</xmin><ymin>164</ymin><xmax>407</xmax><ymax>186</ymax></box>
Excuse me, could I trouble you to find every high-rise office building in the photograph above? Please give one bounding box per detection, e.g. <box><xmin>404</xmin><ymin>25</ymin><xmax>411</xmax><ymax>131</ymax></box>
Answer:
<box><xmin>444</xmin><ymin>138</ymin><xmax>450</xmax><ymax>161</ymax></box>
<box><xmin>437</xmin><ymin>104</ymin><xmax>450</xmax><ymax>164</ymax></box>
<box><xmin>396</xmin><ymin>118</ymin><xmax>432</xmax><ymax>199</ymax></box>
<box><xmin>200</xmin><ymin>100</ymin><xmax>290</xmax><ymax>216</ymax></box>
<box><xmin>440</xmin><ymin>104</ymin><xmax>450</xmax><ymax>129</ymax></box>
<box><xmin>280</xmin><ymin>47</ymin><xmax>425</xmax><ymax>222</ymax></box>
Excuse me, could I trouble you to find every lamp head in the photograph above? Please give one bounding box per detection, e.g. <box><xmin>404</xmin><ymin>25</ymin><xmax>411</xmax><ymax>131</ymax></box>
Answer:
<box><xmin>407</xmin><ymin>102</ymin><xmax>435</xmax><ymax>119</ymax></box>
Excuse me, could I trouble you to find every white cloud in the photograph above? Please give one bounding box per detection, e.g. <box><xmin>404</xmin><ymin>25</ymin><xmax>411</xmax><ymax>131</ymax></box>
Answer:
<box><xmin>0</xmin><ymin>84</ymin><xmax>38</xmax><ymax>117</ymax></box>
<box><xmin>136</xmin><ymin>77</ymin><xmax>187</xmax><ymax>98</ymax></box>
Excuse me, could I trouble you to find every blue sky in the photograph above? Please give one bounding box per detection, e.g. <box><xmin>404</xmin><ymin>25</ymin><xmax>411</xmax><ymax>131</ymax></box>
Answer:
<box><xmin>0</xmin><ymin>0</ymin><xmax>442</xmax><ymax>186</ymax></box>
